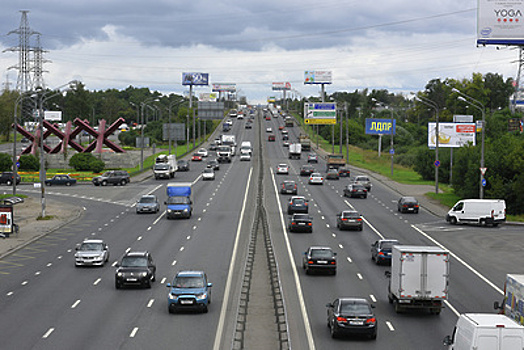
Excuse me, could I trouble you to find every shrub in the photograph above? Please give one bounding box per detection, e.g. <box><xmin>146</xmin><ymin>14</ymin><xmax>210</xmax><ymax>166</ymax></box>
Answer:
<box><xmin>19</xmin><ymin>154</ymin><xmax>39</xmax><ymax>171</ymax></box>
<box><xmin>69</xmin><ymin>153</ymin><xmax>105</xmax><ymax>172</ymax></box>
<box><xmin>0</xmin><ymin>153</ymin><xmax>12</xmax><ymax>171</ymax></box>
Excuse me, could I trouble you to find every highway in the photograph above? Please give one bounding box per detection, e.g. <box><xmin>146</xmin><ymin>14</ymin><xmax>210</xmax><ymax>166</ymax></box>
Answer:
<box><xmin>0</xmin><ymin>108</ymin><xmax>521</xmax><ymax>349</ymax></box>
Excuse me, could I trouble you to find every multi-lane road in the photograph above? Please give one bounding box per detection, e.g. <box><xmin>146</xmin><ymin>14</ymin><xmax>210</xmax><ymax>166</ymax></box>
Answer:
<box><xmin>0</xmin><ymin>108</ymin><xmax>522</xmax><ymax>349</ymax></box>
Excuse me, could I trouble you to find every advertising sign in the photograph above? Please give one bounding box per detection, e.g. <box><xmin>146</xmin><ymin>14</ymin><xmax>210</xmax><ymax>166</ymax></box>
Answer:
<box><xmin>0</xmin><ymin>205</ymin><xmax>14</xmax><ymax>235</ymax></box>
<box><xmin>453</xmin><ymin>114</ymin><xmax>474</xmax><ymax>123</ymax></box>
<box><xmin>304</xmin><ymin>103</ymin><xmax>337</xmax><ymax>125</ymax></box>
<box><xmin>199</xmin><ymin>93</ymin><xmax>218</xmax><ymax>102</ymax></box>
<box><xmin>272</xmin><ymin>82</ymin><xmax>291</xmax><ymax>91</ymax></box>
<box><xmin>197</xmin><ymin>102</ymin><xmax>225</xmax><ymax>120</ymax></box>
<box><xmin>508</xmin><ymin>118</ymin><xmax>524</xmax><ymax>132</ymax></box>
<box><xmin>365</xmin><ymin>118</ymin><xmax>396</xmax><ymax>135</ymax></box>
<box><xmin>44</xmin><ymin>111</ymin><xmax>62</xmax><ymax>121</ymax></box>
<box><xmin>427</xmin><ymin>123</ymin><xmax>476</xmax><ymax>148</ymax></box>
<box><xmin>162</xmin><ymin>123</ymin><xmax>185</xmax><ymax>141</ymax></box>
<box><xmin>267</xmin><ymin>96</ymin><xmax>276</xmax><ymax>103</ymax></box>
<box><xmin>304</xmin><ymin>70</ymin><xmax>332</xmax><ymax>84</ymax></box>
<box><xmin>182</xmin><ymin>72</ymin><xmax>209</xmax><ymax>86</ymax></box>
<box><xmin>212</xmin><ymin>83</ymin><xmax>236</xmax><ymax>92</ymax></box>
<box><xmin>477</xmin><ymin>0</ymin><xmax>524</xmax><ymax>45</ymax></box>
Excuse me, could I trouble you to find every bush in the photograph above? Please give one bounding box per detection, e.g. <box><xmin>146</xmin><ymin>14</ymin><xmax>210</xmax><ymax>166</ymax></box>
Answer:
<box><xmin>69</xmin><ymin>153</ymin><xmax>105</xmax><ymax>172</ymax></box>
<box><xmin>19</xmin><ymin>154</ymin><xmax>39</xmax><ymax>171</ymax></box>
<box><xmin>0</xmin><ymin>153</ymin><xmax>12</xmax><ymax>171</ymax></box>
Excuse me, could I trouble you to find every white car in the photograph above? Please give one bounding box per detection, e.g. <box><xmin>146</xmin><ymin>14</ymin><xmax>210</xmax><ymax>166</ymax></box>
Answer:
<box><xmin>308</xmin><ymin>172</ymin><xmax>324</xmax><ymax>185</ymax></box>
<box><xmin>240</xmin><ymin>152</ymin><xmax>251</xmax><ymax>161</ymax></box>
<box><xmin>75</xmin><ymin>239</ymin><xmax>110</xmax><ymax>267</ymax></box>
<box><xmin>197</xmin><ymin>148</ymin><xmax>208</xmax><ymax>157</ymax></box>
<box><xmin>202</xmin><ymin>168</ymin><xmax>215</xmax><ymax>181</ymax></box>
<box><xmin>276</xmin><ymin>163</ymin><xmax>289</xmax><ymax>174</ymax></box>
<box><xmin>266</xmin><ymin>127</ymin><xmax>273</xmax><ymax>133</ymax></box>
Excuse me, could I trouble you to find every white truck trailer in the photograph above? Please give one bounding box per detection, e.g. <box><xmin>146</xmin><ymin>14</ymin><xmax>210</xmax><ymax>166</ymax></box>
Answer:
<box><xmin>387</xmin><ymin>245</ymin><xmax>449</xmax><ymax>314</ymax></box>
<box><xmin>288</xmin><ymin>143</ymin><xmax>301</xmax><ymax>160</ymax></box>
<box><xmin>494</xmin><ymin>274</ymin><xmax>524</xmax><ymax>326</ymax></box>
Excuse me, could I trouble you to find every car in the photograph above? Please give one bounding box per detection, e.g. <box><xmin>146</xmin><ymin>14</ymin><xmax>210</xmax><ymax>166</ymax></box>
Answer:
<box><xmin>338</xmin><ymin>167</ymin><xmax>351</xmax><ymax>177</ymax></box>
<box><xmin>283</xmin><ymin>141</ymin><xmax>290</xmax><ymax>147</ymax></box>
<box><xmin>280</xmin><ymin>180</ymin><xmax>297</xmax><ymax>195</ymax></box>
<box><xmin>397</xmin><ymin>196</ymin><xmax>419</xmax><ymax>213</ymax></box>
<box><xmin>197</xmin><ymin>148</ymin><xmax>208</xmax><ymax>157</ymax></box>
<box><xmin>307</xmin><ymin>153</ymin><xmax>318</xmax><ymax>163</ymax></box>
<box><xmin>281</xmin><ymin>129</ymin><xmax>288</xmax><ymax>135</ymax></box>
<box><xmin>167</xmin><ymin>271</ymin><xmax>212</xmax><ymax>313</ymax></box>
<box><xmin>191</xmin><ymin>153</ymin><xmax>203</xmax><ymax>161</ymax></box>
<box><xmin>207</xmin><ymin>159</ymin><xmax>220</xmax><ymax>171</ymax></box>
<box><xmin>371</xmin><ymin>239</ymin><xmax>399</xmax><ymax>265</ymax></box>
<box><xmin>240</xmin><ymin>152</ymin><xmax>251</xmax><ymax>161</ymax></box>
<box><xmin>287</xmin><ymin>195</ymin><xmax>308</xmax><ymax>214</ymax></box>
<box><xmin>265</xmin><ymin>116</ymin><xmax>271</xmax><ymax>121</ymax></box>
<box><xmin>0</xmin><ymin>171</ymin><xmax>21</xmax><ymax>186</ymax></box>
<box><xmin>326</xmin><ymin>298</ymin><xmax>377</xmax><ymax>339</ymax></box>
<box><xmin>282</xmin><ymin>134</ymin><xmax>289</xmax><ymax>141</ymax></box>
<box><xmin>353</xmin><ymin>175</ymin><xmax>372</xmax><ymax>191</ymax></box>
<box><xmin>136</xmin><ymin>194</ymin><xmax>160</xmax><ymax>214</ymax></box>
<box><xmin>226</xmin><ymin>119</ymin><xmax>233</xmax><ymax>126</ymax></box>
<box><xmin>326</xmin><ymin>168</ymin><xmax>339</xmax><ymax>180</ymax></box>
<box><xmin>308</xmin><ymin>172</ymin><xmax>324</xmax><ymax>185</ymax></box>
<box><xmin>300</xmin><ymin>164</ymin><xmax>315</xmax><ymax>177</ymax></box>
<box><xmin>45</xmin><ymin>174</ymin><xmax>77</xmax><ymax>186</ymax></box>
<box><xmin>245</xmin><ymin>122</ymin><xmax>252</xmax><ymax>129</ymax></box>
<box><xmin>278</xmin><ymin>125</ymin><xmax>285</xmax><ymax>130</ymax></box>
<box><xmin>75</xmin><ymin>239</ymin><xmax>109</xmax><ymax>267</ymax></box>
<box><xmin>202</xmin><ymin>168</ymin><xmax>215</xmax><ymax>181</ymax></box>
<box><xmin>276</xmin><ymin>163</ymin><xmax>289</xmax><ymax>175</ymax></box>
<box><xmin>177</xmin><ymin>160</ymin><xmax>190</xmax><ymax>171</ymax></box>
<box><xmin>303</xmin><ymin>246</ymin><xmax>337</xmax><ymax>275</ymax></box>
<box><xmin>336</xmin><ymin>210</ymin><xmax>363</xmax><ymax>231</ymax></box>
<box><xmin>266</xmin><ymin>127</ymin><xmax>273</xmax><ymax>133</ymax></box>
<box><xmin>343</xmin><ymin>184</ymin><xmax>368</xmax><ymax>198</ymax></box>
<box><xmin>115</xmin><ymin>251</ymin><xmax>156</xmax><ymax>289</ymax></box>
<box><xmin>92</xmin><ymin>170</ymin><xmax>130</xmax><ymax>186</ymax></box>
<box><xmin>268</xmin><ymin>134</ymin><xmax>275</xmax><ymax>141</ymax></box>
<box><xmin>288</xmin><ymin>213</ymin><xmax>313</xmax><ymax>233</ymax></box>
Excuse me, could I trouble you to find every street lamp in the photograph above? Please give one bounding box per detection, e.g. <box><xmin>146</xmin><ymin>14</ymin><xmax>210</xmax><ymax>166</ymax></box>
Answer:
<box><xmin>11</xmin><ymin>91</ymin><xmax>34</xmax><ymax>196</ymax></box>
<box><xmin>414</xmin><ymin>94</ymin><xmax>440</xmax><ymax>194</ymax></box>
<box><xmin>454</xmin><ymin>89</ymin><xmax>486</xmax><ymax>199</ymax></box>
<box><xmin>139</xmin><ymin>97</ymin><xmax>160</xmax><ymax>171</ymax></box>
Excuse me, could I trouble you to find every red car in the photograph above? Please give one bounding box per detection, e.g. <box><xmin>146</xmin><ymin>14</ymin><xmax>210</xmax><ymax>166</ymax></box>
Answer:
<box><xmin>268</xmin><ymin>134</ymin><xmax>276</xmax><ymax>141</ymax></box>
<box><xmin>191</xmin><ymin>153</ymin><xmax>203</xmax><ymax>161</ymax></box>
<box><xmin>278</xmin><ymin>125</ymin><xmax>285</xmax><ymax>130</ymax></box>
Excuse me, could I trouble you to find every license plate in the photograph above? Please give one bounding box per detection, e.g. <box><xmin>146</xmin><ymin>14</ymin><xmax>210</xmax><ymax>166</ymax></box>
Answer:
<box><xmin>180</xmin><ymin>300</ymin><xmax>194</xmax><ymax>305</ymax></box>
<box><xmin>349</xmin><ymin>320</ymin><xmax>364</xmax><ymax>325</ymax></box>
<box><xmin>127</xmin><ymin>278</ymin><xmax>137</xmax><ymax>282</ymax></box>
<box><xmin>317</xmin><ymin>260</ymin><xmax>327</xmax><ymax>264</ymax></box>
<box><xmin>298</xmin><ymin>222</ymin><xmax>306</xmax><ymax>225</ymax></box>
<box><xmin>347</xmin><ymin>219</ymin><xmax>355</xmax><ymax>222</ymax></box>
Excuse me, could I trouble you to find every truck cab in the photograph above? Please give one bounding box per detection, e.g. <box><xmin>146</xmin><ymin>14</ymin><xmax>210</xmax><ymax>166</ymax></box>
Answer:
<box><xmin>165</xmin><ymin>182</ymin><xmax>192</xmax><ymax>219</ymax></box>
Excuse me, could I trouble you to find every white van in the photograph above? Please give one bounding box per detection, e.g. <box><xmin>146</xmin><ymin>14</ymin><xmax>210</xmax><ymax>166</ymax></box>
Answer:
<box><xmin>444</xmin><ymin>313</ymin><xmax>524</xmax><ymax>350</ymax></box>
<box><xmin>446</xmin><ymin>199</ymin><xmax>506</xmax><ymax>226</ymax></box>
<box><xmin>240</xmin><ymin>141</ymin><xmax>252</xmax><ymax>155</ymax></box>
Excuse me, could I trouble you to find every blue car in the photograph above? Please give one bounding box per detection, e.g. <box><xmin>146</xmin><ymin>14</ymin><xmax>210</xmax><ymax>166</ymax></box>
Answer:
<box><xmin>371</xmin><ymin>239</ymin><xmax>400</xmax><ymax>265</ymax></box>
<box><xmin>167</xmin><ymin>271</ymin><xmax>212</xmax><ymax>313</ymax></box>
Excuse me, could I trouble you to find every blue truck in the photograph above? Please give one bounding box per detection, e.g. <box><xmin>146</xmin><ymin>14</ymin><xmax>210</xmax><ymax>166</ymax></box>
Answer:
<box><xmin>165</xmin><ymin>182</ymin><xmax>192</xmax><ymax>219</ymax></box>
<box><xmin>223</xmin><ymin>122</ymin><xmax>231</xmax><ymax>132</ymax></box>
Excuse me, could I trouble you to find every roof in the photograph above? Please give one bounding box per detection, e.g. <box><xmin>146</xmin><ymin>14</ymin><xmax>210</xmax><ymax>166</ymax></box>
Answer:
<box><xmin>82</xmin><ymin>239</ymin><xmax>104</xmax><ymax>244</ymax></box>
<box><xmin>176</xmin><ymin>270</ymin><xmax>204</xmax><ymax>277</ymax></box>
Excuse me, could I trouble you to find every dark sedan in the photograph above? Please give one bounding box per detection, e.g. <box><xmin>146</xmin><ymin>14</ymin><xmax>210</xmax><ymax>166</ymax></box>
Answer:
<box><xmin>45</xmin><ymin>174</ymin><xmax>77</xmax><ymax>186</ymax></box>
<box><xmin>343</xmin><ymin>184</ymin><xmax>367</xmax><ymax>199</ymax></box>
<box><xmin>299</xmin><ymin>164</ymin><xmax>315</xmax><ymax>177</ymax></box>
<box><xmin>280</xmin><ymin>180</ymin><xmax>298</xmax><ymax>195</ymax></box>
<box><xmin>288</xmin><ymin>213</ymin><xmax>313</xmax><ymax>233</ymax></box>
<box><xmin>397</xmin><ymin>196</ymin><xmax>419</xmax><ymax>213</ymax></box>
<box><xmin>177</xmin><ymin>160</ymin><xmax>190</xmax><ymax>171</ymax></box>
<box><xmin>371</xmin><ymin>239</ymin><xmax>399</xmax><ymax>265</ymax></box>
<box><xmin>336</xmin><ymin>211</ymin><xmax>363</xmax><ymax>231</ymax></box>
<box><xmin>327</xmin><ymin>298</ymin><xmax>377</xmax><ymax>339</ymax></box>
<box><xmin>302</xmin><ymin>246</ymin><xmax>336</xmax><ymax>275</ymax></box>
<box><xmin>338</xmin><ymin>167</ymin><xmax>351</xmax><ymax>178</ymax></box>
<box><xmin>326</xmin><ymin>168</ymin><xmax>339</xmax><ymax>180</ymax></box>
<box><xmin>207</xmin><ymin>159</ymin><xmax>220</xmax><ymax>171</ymax></box>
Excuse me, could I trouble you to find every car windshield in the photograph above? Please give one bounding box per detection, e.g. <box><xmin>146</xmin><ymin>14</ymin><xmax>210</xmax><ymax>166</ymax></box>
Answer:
<box><xmin>174</xmin><ymin>276</ymin><xmax>204</xmax><ymax>288</ymax></box>
<box><xmin>310</xmin><ymin>249</ymin><xmax>333</xmax><ymax>258</ymax></box>
<box><xmin>79</xmin><ymin>243</ymin><xmax>103</xmax><ymax>251</ymax></box>
<box><xmin>380</xmin><ymin>241</ymin><xmax>399</xmax><ymax>249</ymax></box>
<box><xmin>121</xmin><ymin>256</ymin><xmax>147</xmax><ymax>267</ymax></box>
<box><xmin>340</xmin><ymin>302</ymin><xmax>372</xmax><ymax>315</ymax></box>
<box><xmin>139</xmin><ymin>197</ymin><xmax>156</xmax><ymax>204</ymax></box>
<box><xmin>203</xmin><ymin>169</ymin><xmax>213</xmax><ymax>173</ymax></box>
<box><xmin>167</xmin><ymin>197</ymin><xmax>190</xmax><ymax>205</ymax></box>
<box><xmin>154</xmin><ymin>164</ymin><xmax>169</xmax><ymax>170</ymax></box>
<box><xmin>356</xmin><ymin>177</ymin><xmax>369</xmax><ymax>182</ymax></box>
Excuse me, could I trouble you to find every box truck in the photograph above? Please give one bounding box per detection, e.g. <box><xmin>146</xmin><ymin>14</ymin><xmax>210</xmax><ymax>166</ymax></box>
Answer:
<box><xmin>288</xmin><ymin>143</ymin><xmax>301</xmax><ymax>160</ymax></box>
<box><xmin>165</xmin><ymin>182</ymin><xmax>192</xmax><ymax>219</ymax></box>
<box><xmin>446</xmin><ymin>199</ymin><xmax>506</xmax><ymax>226</ymax></box>
<box><xmin>494</xmin><ymin>274</ymin><xmax>524</xmax><ymax>326</ymax></box>
<box><xmin>443</xmin><ymin>313</ymin><xmax>524</xmax><ymax>350</ymax></box>
<box><xmin>386</xmin><ymin>245</ymin><xmax>449</xmax><ymax>314</ymax></box>
<box><xmin>153</xmin><ymin>154</ymin><xmax>177</xmax><ymax>179</ymax></box>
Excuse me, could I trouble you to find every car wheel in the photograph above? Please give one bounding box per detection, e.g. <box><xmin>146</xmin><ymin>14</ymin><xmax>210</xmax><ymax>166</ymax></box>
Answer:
<box><xmin>120</xmin><ymin>179</ymin><xmax>127</xmax><ymax>186</ymax></box>
<box><xmin>332</xmin><ymin>269</ymin><xmax>337</xmax><ymax>276</ymax></box>
<box><xmin>369</xmin><ymin>330</ymin><xmax>377</xmax><ymax>340</ymax></box>
<box><xmin>202</xmin><ymin>305</ymin><xmax>208</xmax><ymax>313</ymax></box>
<box><xmin>449</xmin><ymin>216</ymin><xmax>457</xmax><ymax>225</ymax></box>
<box><xmin>359</xmin><ymin>226</ymin><xmax>363</xmax><ymax>231</ymax></box>
<box><xmin>305</xmin><ymin>268</ymin><xmax>310</xmax><ymax>275</ymax></box>
<box><xmin>115</xmin><ymin>281</ymin><xmax>121</xmax><ymax>289</ymax></box>
<box><xmin>101</xmin><ymin>180</ymin><xmax>108</xmax><ymax>186</ymax></box>
<box><xmin>330</xmin><ymin>322</ymin><xmax>339</xmax><ymax>338</ymax></box>
<box><xmin>152</xmin><ymin>274</ymin><xmax>156</xmax><ymax>282</ymax></box>
<box><xmin>66</xmin><ymin>182</ymin><xmax>72</xmax><ymax>186</ymax></box>
<box><xmin>145</xmin><ymin>280</ymin><xmax>151</xmax><ymax>289</ymax></box>
<box><xmin>168</xmin><ymin>306</ymin><xmax>174</xmax><ymax>314</ymax></box>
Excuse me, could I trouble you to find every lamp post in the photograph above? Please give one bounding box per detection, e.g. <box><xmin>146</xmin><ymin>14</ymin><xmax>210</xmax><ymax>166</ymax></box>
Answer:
<box><xmin>415</xmin><ymin>95</ymin><xmax>440</xmax><ymax>194</ymax></box>
<box><xmin>455</xmin><ymin>89</ymin><xmax>486</xmax><ymax>199</ymax></box>
<box><xmin>12</xmin><ymin>92</ymin><xmax>33</xmax><ymax>196</ymax></box>
<box><xmin>139</xmin><ymin>97</ymin><xmax>159</xmax><ymax>171</ymax></box>
<box><xmin>387</xmin><ymin>107</ymin><xmax>395</xmax><ymax>176</ymax></box>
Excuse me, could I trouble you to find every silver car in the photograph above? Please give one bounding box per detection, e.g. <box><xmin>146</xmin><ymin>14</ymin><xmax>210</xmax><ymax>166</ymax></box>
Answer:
<box><xmin>353</xmin><ymin>175</ymin><xmax>372</xmax><ymax>191</ymax></box>
<box><xmin>136</xmin><ymin>194</ymin><xmax>160</xmax><ymax>214</ymax></box>
<box><xmin>75</xmin><ymin>239</ymin><xmax>110</xmax><ymax>267</ymax></box>
<box><xmin>308</xmin><ymin>172</ymin><xmax>324</xmax><ymax>185</ymax></box>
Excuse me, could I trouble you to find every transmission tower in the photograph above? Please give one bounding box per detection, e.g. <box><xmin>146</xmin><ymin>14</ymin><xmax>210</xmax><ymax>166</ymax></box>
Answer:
<box><xmin>4</xmin><ymin>10</ymin><xmax>39</xmax><ymax>93</ymax></box>
<box><xmin>32</xmin><ymin>33</ymin><xmax>50</xmax><ymax>89</ymax></box>
<box><xmin>2</xmin><ymin>73</ymin><xmax>13</xmax><ymax>92</ymax></box>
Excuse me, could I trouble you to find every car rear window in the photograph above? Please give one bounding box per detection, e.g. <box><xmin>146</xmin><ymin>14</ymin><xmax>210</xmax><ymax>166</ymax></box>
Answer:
<box><xmin>342</xmin><ymin>212</ymin><xmax>360</xmax><ymax>219</ymax></box>
<box><xmin>340</xmin><ymin>302</ymin><xmax>371</xmax><ymax>314</ymax></box>
<box><xmin>310</xmin><ymin>249</ymin><xmax>333</xmax><ymax>258</ymax></box>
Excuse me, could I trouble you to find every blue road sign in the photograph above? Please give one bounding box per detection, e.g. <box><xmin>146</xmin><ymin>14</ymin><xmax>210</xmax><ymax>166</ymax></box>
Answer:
<box><xmin>434</xmin><ymin>160</ymin><xmax>441</xmax><ymax>167</ymax></box>
<box><xmin>482</xmin><ymin>179</ymin><xmax>487</xmax><ymax>187</ymax></box>
<box><xmin>389</xmin><ymin>148</ymin><xmax>395</xmax><ymax>155</ymax></box>
<box><xmin>16</xmin><ymin>162</ymin><xmax>20</xmax><ymax>168</ymax></box>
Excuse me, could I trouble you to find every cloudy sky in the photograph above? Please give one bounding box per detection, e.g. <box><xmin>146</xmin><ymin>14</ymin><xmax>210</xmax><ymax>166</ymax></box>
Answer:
<box><xmin>0</xmin><ymin>0</ymin><xmax>518</xmax><ymax>103</ymax></box>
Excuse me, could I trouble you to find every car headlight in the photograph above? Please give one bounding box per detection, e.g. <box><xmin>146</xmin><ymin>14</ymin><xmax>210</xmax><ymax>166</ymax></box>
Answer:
<box><xmin>117</xmin><ymin>272</ymin><xmax>123</xmax><ymax>277</ymax></box>
<box><xmin>167</xmin><ymin>209</ymin><xmax>173</xmax><ymax>213</ymax></box>
<box><xmin>140</xmin><ymin>272</ymin><xmax>147</xmax><ymax>277</ymax></box>
<box><xmin>183</xmin><ymin>208</ymin><xmax>188</xmax><ymax>212</ymax></box>
<box><xmin>196</xmin><ymin>293</ymin><xmax>207</xmax><ymax>300</ymax></box>
<box><xmin>169</xmin><ymin>293</ymin><xmax>177</xmax><ymax>300</ymax></box>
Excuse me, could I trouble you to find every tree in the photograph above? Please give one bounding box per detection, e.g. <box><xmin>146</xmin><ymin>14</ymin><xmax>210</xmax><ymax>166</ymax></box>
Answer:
<box><xmin>0</xmin><ymin>153</ymin><xmax>12</xmax><ymax>171</ymax></box>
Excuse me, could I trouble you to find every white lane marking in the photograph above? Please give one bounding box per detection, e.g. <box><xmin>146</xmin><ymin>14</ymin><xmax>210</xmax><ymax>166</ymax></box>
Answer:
<box><xmin>321</xmin><ymin>216</ymin><xmax>325</xmax><ymax>220</ymax></box>
<box><xmin>179</xmin><ymin>247</ymin><xmax>184</xmax><ymax>252</ymax></box>
<box><xmin>35</xmin><ymin>271</ymin><xmax>41</xmax><ymax>276</ymax></box>
<box><xmin>198</xmin><ymin>217</ymin><xmax>202</xmax><ymax>221</ymax></box>
<box><xmin>147</xmin><ymin>299</ymin><xmax>155</xmax><ymax>308</ymax></box>
<box><xmin>346</xmin><ymin>256</ymin><xmax>353</xmax><ymax>263</ymax></box>
<box><xmin>343</xmin><ymin>200</ymin><xmax>356</xmax><ymax>210</ymax></box>
<box><xmin>125</xmin><ymin>247</ymin><xmax>131</xmax><ymax>253</ymax></box>
<box><xmin>137</xmin><ymin>236</ymin><xmax>142</xmax><ymax>241</ymax></box>
<box><xmin>411</xmin><ymin>225</ymin><xmax>503</xmax><ymax>295</ymax></box>
<box><xmin>7</xmin><ymin>291</ymin><xmax>13</xmax><ymax>296</ymax></box>
<box><xmin>444</xmin><ymin>300</ymin><xmax>460</xmax><ymax>317</ymax></box>
<box><xmin>357</xmin><ymin>273</ymin><xmax>363</xmax><ymax>280</ymax></box>
<box><xmin>112</xmin><ymin>261</ymin><xmax>118</xmax><ymax>267</ymax></box>
<box><xmin>203</xmin><ymin>209</ymin><xmax>207</xmax><ymax>213</ymax></box>
<box><xmin>153</xmin><ymin>211</ymin><xmax>165</xmax><ymax>225</ymax></box>
<box><xmin>147</xmin><ymin>227</ymin><xmax>152</xmax><ymax>231</ymax></box>
<box><xmin>130</xmin><ymin>327</ymin><xmax>139</xmax><ymax>338</ymax></box>
<box><xmin>192</xmin><ymin>226</ymin><xmax>197</xmax><ymax>230</ymax></box>
<box><xmin>192</xmin><ymin>175</ymin><xmax>202</xmax><ymax>186</ymax></box>
<box><xmin>172</xmin><ymin>260</ymin><xmax>177</xmax><ymax>266</ymax></box>
<box><xmin>161</xmin><ymin>277</ymin><xmax>167</xmax><ymax>284</ymax></box>
<box><xmin>47</xmin><ymin>263</ymin><xmax>52</xmax><ymax>267</ymax></box>
<box><xmin>83</xmin><ymin>207</ymin><xmax>87</xmax><ymax>211</ymax></box>
<box><xmin>71</xmin><ymin>300</ymin><xmax>81</xmax><ymax>309</ymax></box>
<box><xmin>386</xmin><ymin>321</ymin><xmax>395</xmax><ymax>331</ymax></box>
<box><xmin>359</xmin><ymin>217</ymin><xmax>385</xmax><ymax>240</ymax></box>
<box><xmin>214</xmin><ymin>167</ymin><xmax>253</xmax><ymax>350</ymax></box>
<box><xmin>42</xmin><ymin>328</ymin><xmax>55</xmax><ymax>339</ymax></box>
<box><xmin>370</xmin><ymin>294</ymin><xmax>377</xmax><ymax>303</ymax></box>
<box><xmin>67</xmin><ymin>249</ymin><xmax>72</xmax><ymax>253</ymax></box>
<box><xmin>332</xmin><ymin>233</ymin><xmax>336</xmax><ymax>238</ymax></box>
<box><xmin>326</xmin><ymin>224</ymin><xmax>330</xmax><ymax>228</ymax></box>
<box><xmin>94</xmin><ymin>278</ymin><xmax>101</xmax><ymax>286</ymax></box>
<box><xmin>186</xmin><ymin>236</ymin><xmax>191</xmax><ymax>240</ymax></box>
<box><xmin>268</xmin><ymin>167</ymin><xmax>316</xmax><ymax>350</ymax></box>
<box><xmin>22</xmin><ymin>281</ymin><xmax>28</xmax><ymax>286</ymax></box>
<box><xmin>57</xmin><ymin>256</ymin><xmax>62</xmax><ymax>260</ymax></box>
<box><xmin>338</xmin><ymin>244</ymin><xmax>343</xmax><ymax>249</ymax></box>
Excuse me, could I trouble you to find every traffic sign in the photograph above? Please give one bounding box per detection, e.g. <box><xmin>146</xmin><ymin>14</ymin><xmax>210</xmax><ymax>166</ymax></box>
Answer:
<box><xmin>482</xmin><ymin>179</ymin><xmax>487</xmax><ymax>187</ymax></box>
<box><xmin>16</xmin><ymin>162</ymin><xmax>20</xmax><ymax>168</ymax></box>
<box><xmin>305</xmin><ymin>118</ymin><xmax>337</xmax><ymax>125</ymax></box>
<box><xmin>389</xmin><ymin>148</ymin><xmax>395</xmax><ymax>155</ymax></box>
<box><xmin>434</xmin><ymin>160</ymin><xmax>441</xmax><ymax>167</ymax></box>
<box><xmin>305</xmin><ymin>102</ymin><xmax>337</xmax><ymax>125</ymax></box>
<box><xmin>480</xmin><ymin>167</ymin><xmax>487</xmax><ymax>176</ymax></box>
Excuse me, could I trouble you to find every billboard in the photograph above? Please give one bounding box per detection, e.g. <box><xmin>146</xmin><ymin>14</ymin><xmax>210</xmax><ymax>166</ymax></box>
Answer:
<box><xmin>304</xmin><ymin>70</ymin><xmax>332</xmax><ymax>84</ymax></box>
<box><xmin>267</xmin><ymin>96</ymin><xmax>276</xmax><ymax>103</ymax></box>
<box><xmin>365</xmin><ymin>118</ymin><xmax>396</xmax><ymax>135</ymax></box>
<box><xmin>272</xmin><ymin>82</ymin><xmax>291</xmax><ymax>91</ymax></box>
<box><xmin>162</xmin><ymin>123</ymin><xmax>185</xmax><ymax>141</ymax></box>
<box><xmin>212</xmin><ymin>83</ymin><xmax>236</xmax><ymax>92</ymax></box>
<box><xmin>199</xmin><ymin>93</ymin><xmax>218</xmax><ymax>102</ymax></box>
<box><xmin>182</xmin><ymin>72</ymin><xmax>209</xmax><ymax>86</ymax></box>
<box><xmin>428</xmin><ymin>123</ymin><xmax>476</xmax><ymax>148</ymax></box>
<box><xmin>477</xmin><ymin>0</ymin><xmax>524</xmax><ymax>45</ymax></box>
<box><xmin>197</xmin><ymin>101</ymin><xmax>225</xmax><ymax>120</ymax></box>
